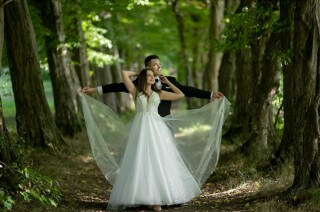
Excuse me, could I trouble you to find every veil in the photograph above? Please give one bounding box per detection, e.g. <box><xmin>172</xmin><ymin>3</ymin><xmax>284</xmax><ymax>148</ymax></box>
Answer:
<box><xmin>81</xmin><ymin>93</ymin><xmax>230</xmax><ymax>186</ymax></box>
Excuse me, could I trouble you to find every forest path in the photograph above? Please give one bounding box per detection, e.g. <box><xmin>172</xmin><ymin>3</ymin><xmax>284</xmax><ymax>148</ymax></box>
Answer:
<box><xmin>15</xmin><ymin>132</ymin><xmax>291</xmax><ymax>211</ymax></box>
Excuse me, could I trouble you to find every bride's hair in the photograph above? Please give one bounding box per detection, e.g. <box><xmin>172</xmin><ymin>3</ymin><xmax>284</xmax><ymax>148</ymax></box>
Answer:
<box><xmin>135</xmin><ymin>68</ymin><xmax>161</xmax><ymax>99</ymax></box>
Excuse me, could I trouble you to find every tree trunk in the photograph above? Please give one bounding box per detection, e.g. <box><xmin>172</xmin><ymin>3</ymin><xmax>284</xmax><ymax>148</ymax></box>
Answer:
<box><xmin>234</xmin><ymin>49</ymin><xmax>253</xmax><ymax>133</ymax></box>
<box><xmin>218</xmin><ymin>0</ymin><xmax>239</xmax><ymax>100</ymax></box>
<box><xmin>170</xmin><ymin>0</ymin><xmax>194</xmax><ymax>109</ymax></box>
<box><xmin>271</xmin><ymin>0</ymin><xmax>295</xmax><ymax>167</ymax></box>
<box><xmin>34</xmin><ymin>0</ymin><xmax>82</xmax><ymax>136</ymax></box>
<box><xmin>218</xmin><ymin>50</ymin><xmax>236</xmax><ymax>100</ymax></box>
<box><xmin>223</xmin><ymin>0</ymin><xmax>255</xmax><ymax>139</ymax></box>
<box><xmin>190</xmin><ymin>13</ymin><xmax>206</xmax><ymax>108</ymax></box>
<box><xmin>0</xmin><ymin>96</ymin><xmax>18</xmax><ymax>192</ymax></box>
<box><xmin>242</xmin><ymin>31</ymin><xmax>281</xmax><ymax>160</ymax></box>
<box><xmin>206</xmin><ymin>0</ymin><xmax>225</xmax><ymax>92</ymax></box>
<box><xmin>0</xmin><ymin>95</ymin><xmax>12</xmax><ymax>164</ymax></box>
<box><xmin>0</xmin><ymin>4</ymin><xmax>11</xmax><ymax>164</ymax></box>
<box><xmin>0</xmin><ymin>1</ymin><xmax>3</xmax><ymax>74</ymax></box>
<box><xmin>4</xmin><ymin>0</ymin><xmax>65</xmax><ymax>152</ymax></box>
<box><xmin>110</xmin><ymin>46</ymin><xmax>130</xmax><ymax>113</ymax></box>
<box><xmin>190</xmin><ymin>14</ymin><xmax>203</xmax><ymax>90</ymax></box>
<box><xmin>232</xmin><ymin>1</ymin><xmax>281</xmax><ymax>162</ymax></box>
<box><xmin>289</xmin><ymin>0</ymin><xmax>320</xmax><ymax>190</ymax></box>
<box><xmin>95</xmin><ymin>66</ymin><xmax>118</xmax><ymax>112</ymax></box>
<box><xmin>71</xmin><ymin>1</ymin><xmax>90</xmax><ymax>88</ymax></box>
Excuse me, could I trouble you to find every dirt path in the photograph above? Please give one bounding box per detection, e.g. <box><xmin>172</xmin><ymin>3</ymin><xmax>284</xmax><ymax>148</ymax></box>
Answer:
<box><xmin>14</xmin><ymin>133</ymin><xmax>293</xmax><ymax>211</ymax></box>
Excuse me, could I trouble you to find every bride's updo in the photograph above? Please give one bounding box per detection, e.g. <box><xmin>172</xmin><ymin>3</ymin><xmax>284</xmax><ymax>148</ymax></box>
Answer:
<box><xmin>135</xmin><ymin>68</ymin><xmax>161</xmax><ymax>98</ymax></box>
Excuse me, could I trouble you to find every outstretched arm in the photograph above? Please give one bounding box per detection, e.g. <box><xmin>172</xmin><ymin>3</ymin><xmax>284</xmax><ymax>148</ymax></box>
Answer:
<box><xmin>169</xmin><ymin>77</ymin><xmax>223</xmax><ymax>99</ymax></box>
<box><xmin>121</xmin><ymin>70</ymin><xmax>138</xmax><ymax>98</ymax></box>
<box><xmin>159</xmin><ymin>76</ymin><xmax>185</xmax><ymax>101</ymax></box>
<box><xmin>82</xmin><ymin>83</ymin><xmax>129</xmax><ymax>95</ymax></box>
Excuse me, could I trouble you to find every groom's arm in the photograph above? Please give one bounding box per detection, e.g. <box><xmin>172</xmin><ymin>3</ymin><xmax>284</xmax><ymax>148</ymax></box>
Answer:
<box><xmin>97</xmin><ymin>80</ymin><xmax>138</xmax><ymax>95</ymax></box>
<box><xmin>168</xmin><ymin>77</ymin><xmax>212</xmax><ymax>99</ymax></box>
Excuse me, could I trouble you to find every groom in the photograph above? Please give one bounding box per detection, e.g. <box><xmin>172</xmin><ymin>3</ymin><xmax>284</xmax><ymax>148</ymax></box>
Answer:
<box><xmin>82</xmin><ymin>55</ymin><xmax>224</xmax><ymax>117</ymax></box>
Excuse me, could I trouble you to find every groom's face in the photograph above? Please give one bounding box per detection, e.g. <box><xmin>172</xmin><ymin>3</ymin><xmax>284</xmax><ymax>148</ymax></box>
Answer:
<box><xmin>147</xmin><ymin>59</ymin><xmax>161</xmax><ymax>76</ymax></box>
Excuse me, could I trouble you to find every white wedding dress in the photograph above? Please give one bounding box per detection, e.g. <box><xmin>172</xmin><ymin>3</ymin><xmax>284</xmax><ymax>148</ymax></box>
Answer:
<box><xmin>81</xmin><ymin>92</ymin><xmax>230</xmax><ymax>211</ymax></box>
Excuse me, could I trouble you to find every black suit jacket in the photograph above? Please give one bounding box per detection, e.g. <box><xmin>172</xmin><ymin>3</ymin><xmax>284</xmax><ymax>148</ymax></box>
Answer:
<box><xmin>101</xmin><ymin>76</ymin><xmax>211</xmax><ymax>117</ymax></box>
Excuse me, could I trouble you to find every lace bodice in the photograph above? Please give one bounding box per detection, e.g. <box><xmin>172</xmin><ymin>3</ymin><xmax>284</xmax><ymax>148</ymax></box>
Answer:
<box><xmin>135</xmin><ymin>91</ymin><xmax>160</xmax><ymax>114</ymax></box>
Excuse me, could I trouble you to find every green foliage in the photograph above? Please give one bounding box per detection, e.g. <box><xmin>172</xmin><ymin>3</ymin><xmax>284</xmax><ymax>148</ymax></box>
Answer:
<box><xmin>1</xmin><ymin>134</ymin><xmax>61</xmax><ymax>210</ymax></box>
<box><xmin>82</xmin><ymin>18</ymin><xmax>115</xmax><ymax>68</ymax></box>
<box><xmin>272</xmin><ymin>73</ymin><xmax>284</xmax><ymax>143</ymax></box>
<box><xmin>17</xmin><ymin>166</ymin><xmax>61</xmax><ymax>207</ymax></box>
<box><xmin>0</xmin><ymin>165</ymin><xmax>61</xmax><ymax>211</ymax></box>
<box><xmin>0</xmin><ymin>68</ymin><xmax>12</xmax><ymax>96</ymax></box>
<box><xmin>0</xmin><ymin>78</ymin><xmax>55</xmax><ymax>125</ymax></box>
<box><xmin>62</xmin><ymin>0</ymin><xmax>182</xmax><ymax>72</ymax></box>
<box><xmin>217</xmin><ymin>6</ymin><xmax>280</xmax><ymax>51</ymax></box>
<box><xmin>0</xmin><ymin>126</ymin><xmax>61</xmax><ymax>211</ymax></box>
<box><xmin>0</xmin><ymin>189</ymin><xmax>15</xmax><ymax>211</ymax></box>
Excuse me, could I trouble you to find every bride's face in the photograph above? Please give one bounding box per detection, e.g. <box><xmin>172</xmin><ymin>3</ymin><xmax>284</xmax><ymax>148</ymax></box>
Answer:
<box><xmin>146</xmin><ymin>70</ymin><xmax>155</xmax><ymax>85</ymax></box>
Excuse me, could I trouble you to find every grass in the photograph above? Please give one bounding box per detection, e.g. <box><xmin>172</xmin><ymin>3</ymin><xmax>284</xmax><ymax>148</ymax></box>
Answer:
<box><xmin>1</xmin><ymin>77</ymin><xmax>55</xmax><ymax>128</ymax></box>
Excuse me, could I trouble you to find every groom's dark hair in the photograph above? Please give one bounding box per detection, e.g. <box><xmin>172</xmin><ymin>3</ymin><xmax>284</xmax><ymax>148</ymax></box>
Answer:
<box><xmin>144</xmin><ymin>55</ymin><xmax>159</xmax><ymax>67</ymax></box>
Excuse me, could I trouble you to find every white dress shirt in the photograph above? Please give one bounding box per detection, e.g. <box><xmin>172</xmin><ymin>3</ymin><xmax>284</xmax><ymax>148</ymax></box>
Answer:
<box><xmin>155</xmin><ymin>76</ymin><xmax>162</xmax><ymax>89</ymax></box>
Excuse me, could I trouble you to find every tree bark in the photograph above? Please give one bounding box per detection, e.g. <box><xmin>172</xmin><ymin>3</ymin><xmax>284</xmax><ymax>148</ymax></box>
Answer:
<box><xmin>234</xmin><ymin>49</ymin><xmax>253</xmax><ymax>134</ymax></box>
<box><xmin>242</xmin><ymin>31</ymin><xmax>281</xmax><ymax>160</ymax></box>
<box><xmin>232</xmin><ymin>0</ymin><xmax>281</xmax><ymax>161</ymax></box>
<box><xmin>0</xmin><ymin>95</ymin><xmax>12</xmax><ymax>164</ymax></box>
<box><xmin>271</xmin><ymin>0</ymin><xmax>295</xmax><ymax>167</ymax></box>
<box><xmin>94</xmin><ymin>66</ymin><xmax>118</xmax><ymax>112</ymax></box>
<box><xmin>224</xmin><ymin>0</ymin><xmax>255</xmax><ymax>138</ymax></box>
<box><xmin>70</xmin><ymin>0</ymin><xmax>90</xmax><ymax>88</ymax></box>
<box><xmin>289</xmin><ymin>0</ymin><xmax>320</xmax><ymax>190</ymax></box>
<box><xmin>218</xmin><ymin>50</ymin><xmax>236</xmax><ymax>100</ymax></box>
<box><xmin>4</xmin><ymin>0</ymin><xmax>65</xmax><ymax>152</ymax></box>
<box><xmin>190</xmin><ymin>13</ymin><xmax>206</xmax><ymax>108</ymax></box>
<box><xmin>0</xmin><ymin>4</ymin><xmax>11</xmax><ymax>164</ymax></box>
<box><xmin>206</xmin><ymin>0</ymin><xmax>225</xmax><ymax>92</ymax></box>
<box><xmin>190</xmin><ymin>13</ymin><xmax>203</xmax><ymax>91</ymax></box>
<box><xmin>0</xmin><ymin>96</ymin><xmax>18</xmax><ymax>192</ymax></box>
<box><xmin>170</xmin><ymin>0</ymin><xmax>194</xmax><ymax>109</ymax></box>
<box><xmin>0</xmin><ymin>1</ymin><xmax>3</xmax><ymax>74</ymax></box>
<box><xmin>34</xmin><ymin>0</ymin><xmax>82</xmax><ymax>136</ymax></box>
<box><xmin>110</xmin><ymin>46</ymin><xmax>130</xmax><ymax>113</ymax></box>
<box><xmin>218</xmin><ymin>0</ymin><xmax>239</xmax><ymax>100</ymax></box>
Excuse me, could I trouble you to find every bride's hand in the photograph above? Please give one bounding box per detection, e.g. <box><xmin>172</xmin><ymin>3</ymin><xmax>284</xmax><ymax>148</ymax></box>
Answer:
<box><xmin>159</xmin><ymin>75</ymin><xmax>169</xmax><ymax>84</ymax></box>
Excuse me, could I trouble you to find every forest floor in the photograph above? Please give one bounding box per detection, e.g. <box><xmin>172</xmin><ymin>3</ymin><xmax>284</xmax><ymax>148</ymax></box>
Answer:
<box><xmin>12</xmin><ymin>132</ymin><xmax>319</xmax><ymax>212</ymax></box>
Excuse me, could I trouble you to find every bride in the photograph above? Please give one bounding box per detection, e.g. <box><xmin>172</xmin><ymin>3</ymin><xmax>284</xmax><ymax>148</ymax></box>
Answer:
<box><xmin>81</xmin><ymin>68</ymin><xmax>230</xmax><ymax>211</ymax></box>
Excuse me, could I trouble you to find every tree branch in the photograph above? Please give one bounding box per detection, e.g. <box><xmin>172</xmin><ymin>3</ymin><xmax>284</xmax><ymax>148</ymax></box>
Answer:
<box><xmin>0</xmin><ymin>0</ymin><xmax>12</xmax><ymax>8</ymax></box>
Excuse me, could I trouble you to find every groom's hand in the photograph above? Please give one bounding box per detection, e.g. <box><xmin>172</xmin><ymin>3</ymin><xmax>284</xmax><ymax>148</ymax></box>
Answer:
<box><xmin>212</xmin><ymin>91</ymin><xmax>224</xmax><ymax>99</ymax></box>
<box><xmin>82</xmin><ymin>86</ymin><xmax>97</xmax><ymax>94</ymax></box>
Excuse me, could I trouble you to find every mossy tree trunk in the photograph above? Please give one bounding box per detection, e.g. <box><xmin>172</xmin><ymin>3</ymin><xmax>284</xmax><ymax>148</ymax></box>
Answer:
<box><xmin>4</xmin><ymin>0</ymin><xmax>65</xmax><ymax>152</ymax></box>
<box><xmin>288</xmin><ymin>0</ymin><xmax>320</xmax><ymax>190</ymax></box>
<box><xmin>33</xmin><ymin>0</ymin><xmax>82</xmax><ymax>136</ymax></box>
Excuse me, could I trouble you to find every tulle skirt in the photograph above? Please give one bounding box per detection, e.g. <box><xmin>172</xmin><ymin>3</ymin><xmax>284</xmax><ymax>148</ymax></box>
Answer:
<box><xmin>81</xmin><ymin>94</ymin><xmax>230</xmax><ymax>210</ymax></box>
<box><xmin>107</xmin><ymin>112</ymin><xmax>201</xmax><ymax>210</ymax></box>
